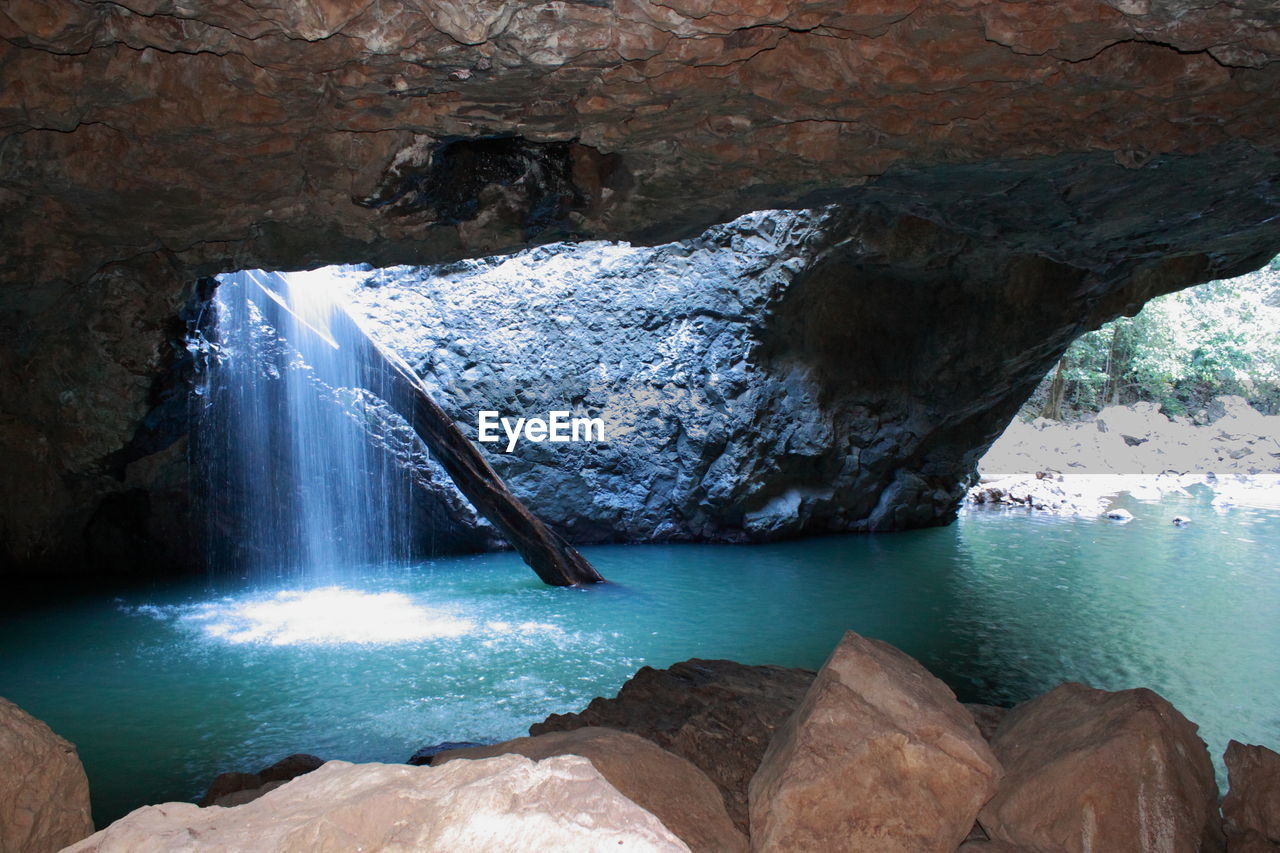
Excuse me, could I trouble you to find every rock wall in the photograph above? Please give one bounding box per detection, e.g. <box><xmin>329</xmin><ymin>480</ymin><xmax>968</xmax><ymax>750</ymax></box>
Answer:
<box><xmin>1</xmin><ymin>0</ymin><xmax>1277</xmax><ymax>573</ymax></box>
<box><xmin>347</xmin><ymin>204</ymin><xmax>1260</xmax><ymax>542</ymax></box>
<box><xmin>349</xmin><ymin>210</ymin><xmax>844</xmax><ymax>543</ymax></box>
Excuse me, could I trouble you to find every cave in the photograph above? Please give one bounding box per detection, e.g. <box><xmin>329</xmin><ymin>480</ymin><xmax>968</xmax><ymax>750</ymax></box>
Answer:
<box><xmin>2</xmin><ymin>0</ymin><xmax>1279</xmax><ymax>848</ymax></box>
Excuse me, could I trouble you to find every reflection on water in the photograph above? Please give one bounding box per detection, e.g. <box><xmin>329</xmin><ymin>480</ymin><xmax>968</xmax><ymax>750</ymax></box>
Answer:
<box><xmin>945</xmin><ymin>491</ymin><xmax>1280</xmax><ymax>791</ymax></box>
<box><xmin>0</xmin><ymin>489</ymin><xmax>1276</xmax><ymax>826</ymax></box>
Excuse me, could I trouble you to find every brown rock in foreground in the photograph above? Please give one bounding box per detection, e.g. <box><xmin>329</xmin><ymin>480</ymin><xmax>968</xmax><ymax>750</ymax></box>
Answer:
<box><xmin>64</xmin><ymin>756</ymin><xmax>691</xmax><ymax>853</ymax></box>
<box><xmin>979</xmin><ymin>682</ymin><xmax>1222</xmax><ymax>853</ymax></box>
<box><xmin>0</xmin><ymin>696</ymin><xmax>94</xmax><ymax>853</ymax></box>
<box><xmin>1224</xmin><ymin>741</ymin><xmax>1280</xmax><ymax>852</ymax></box>
<box><xmin>531</xmin><ymin>658</ymin><xmax>815</xmax><ymax>832</ymax></box>
<box><xmin>965</xmin><ymin>703</ymin><xmax>1010</xmax><ymax>742</ymax></box>
<box><xmin>433</xmin><ymin>727</ymin><xmax>746</xmax><ymax>853</ymax></box>
<box><xmin>748</xmin><ymin>631</ymin><xmax>1002</xmax><ymax>853</ymax></box>
<box><xmin>198</xmin><ymin>752</ymin><xmax>325</xmax><ymax>807</ymax></box>
<box><xmin>207</xmin><ymin>780</ymin><xmax>289</xmax><ymax>809</ymax></box>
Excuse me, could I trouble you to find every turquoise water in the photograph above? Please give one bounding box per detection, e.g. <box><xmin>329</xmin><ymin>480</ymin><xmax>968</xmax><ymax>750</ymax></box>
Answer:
<box><xmin>1</xmin><ymin>489</ymin><xmax>1277</xmax><ymax>827</ymax></box>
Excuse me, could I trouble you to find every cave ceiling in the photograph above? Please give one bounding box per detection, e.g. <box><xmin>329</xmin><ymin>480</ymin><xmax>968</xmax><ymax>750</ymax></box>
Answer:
<box><xmin>1</xmin><ymin>0</ymin><xmax>1277</xmax><ymax>284</ymax></box>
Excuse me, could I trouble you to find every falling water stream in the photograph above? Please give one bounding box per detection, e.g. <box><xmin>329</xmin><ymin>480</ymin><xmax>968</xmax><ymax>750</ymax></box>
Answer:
<box><xmin>195</xmin><ymin>269</ymin><xmax>417</xmax><ymax>580</ymax></box>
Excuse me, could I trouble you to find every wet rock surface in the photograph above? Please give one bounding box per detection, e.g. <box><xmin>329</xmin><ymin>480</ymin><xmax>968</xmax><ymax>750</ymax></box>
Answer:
<box><xmin>0</xmin><ymin>696</ymin><xmax>94</xmax><ymax>853</ymax></box>
<box><xmin>749</xmin><ymin>631</ymin><xmax>1001</xmax><ymax>853</ymax></box>
<box><xmin>978</xmin><ymin>682</ymin><xmax>1223</xmax><ymax>853</ymax></box>
<box><xmin>431</xmin><ymin>727</ymin><xmax>747</xmax><ymax>853</ymax></box>
<box><xmin>531</xmin><ymin>657</ymin><xmax>816</xmax><ymax>832</ymax></box>
<box><xmin>65</xmin><ymin>756</ymin><xmax>691</xmax><ymax>853</ymax></box>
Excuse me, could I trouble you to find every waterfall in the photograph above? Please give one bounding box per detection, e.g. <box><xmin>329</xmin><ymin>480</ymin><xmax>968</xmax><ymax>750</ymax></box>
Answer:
<box><xmin>192</xmin><ymin>268</ymin><xmax>416</xmax><ymax>580</ymax></box>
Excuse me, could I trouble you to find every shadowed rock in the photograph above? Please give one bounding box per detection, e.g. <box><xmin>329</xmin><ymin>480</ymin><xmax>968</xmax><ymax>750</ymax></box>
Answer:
<box><xmin>965</xmin><ymin>703</ymin><xmax>1010</xmax><ymax>742</ymax></box>
<box><xmin>3</xmin><ymin>0</ymin><xmax>1280</xmax><ymax>580</ymax></box>
<box><xmin>1223</xmin><ymin>741</ymin><xmax>1280</xmax><ymax>852</ymax></box>
<box><xmin>199</xmin><ymin>753</ymin><xmax>325</xmax><ymax>808</ymax></box>
<box><xmin>531</xmin><ymin>658</ymin><xmax>816</xmax><ymax>832</ymax></box>
<box><xmin>407</xmin><ymin>740</ymin><xmax>484</xmax><ymax>765</ymax></box>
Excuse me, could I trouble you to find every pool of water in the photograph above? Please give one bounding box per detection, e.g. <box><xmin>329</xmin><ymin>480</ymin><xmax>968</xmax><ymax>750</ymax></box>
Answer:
<box><xmin>2</xmin><ymin>488</ymin><xmax>1277</xmax><ymax>827</ymax></box>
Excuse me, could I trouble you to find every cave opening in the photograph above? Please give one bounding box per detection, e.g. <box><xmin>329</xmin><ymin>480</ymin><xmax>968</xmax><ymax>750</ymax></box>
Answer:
<box><xmin>973</xmin><ymin>256</ymin><xmax>1280</xmax><ymax>514</ymax></box>
<box><xmin>4</xmin><ymin>0</ymin><xmax>1280</xmax><ymax>843</ymax></box>
<box><xmin>4</xmin><ymin>214</ymin><xmax>1280</xmax><ymax>837</ymax></box>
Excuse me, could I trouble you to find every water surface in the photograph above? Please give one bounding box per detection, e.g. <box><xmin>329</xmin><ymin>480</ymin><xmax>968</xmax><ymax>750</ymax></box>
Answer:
<box><xmin>1</xmin><ymin>488</ymin><xmax>1276</xmax><ymax>826</ymax></box>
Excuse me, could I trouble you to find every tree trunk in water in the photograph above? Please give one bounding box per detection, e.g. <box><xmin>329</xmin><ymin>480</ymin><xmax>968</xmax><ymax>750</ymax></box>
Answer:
<box><xmin>1040</xmin><ymin>358</ymin><xmax>1067</xmax><ymax>421</ymax></box>
<box><xmin>250</xmin><ymin>277</ymin><xmax>606</xmax><ymax>587</ymax></box>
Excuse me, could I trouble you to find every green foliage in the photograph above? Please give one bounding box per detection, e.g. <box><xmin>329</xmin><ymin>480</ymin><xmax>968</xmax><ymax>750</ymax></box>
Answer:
<box><xmin>1026</xmin><ymin>259</ymin><xmax>1280</xmax><ymax>419</ymax></box>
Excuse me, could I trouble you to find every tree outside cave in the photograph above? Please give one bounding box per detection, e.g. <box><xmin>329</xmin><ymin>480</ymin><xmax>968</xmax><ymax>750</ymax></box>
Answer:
<box><xmin>1028</xmin><ymin>256</ymin><xmax>1280</xmax><ymax>420</ymax></box>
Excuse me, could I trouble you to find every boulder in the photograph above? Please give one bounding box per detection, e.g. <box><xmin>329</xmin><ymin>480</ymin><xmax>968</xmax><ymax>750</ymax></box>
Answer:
<box><xmin>208</xmin><ymin>780</ymin><xmax>288</xmax><ymax>809</ymax></box>
<box><xmin>1223</xmin><ymin>741</ymin><xmax>1280</xmax><ymax>851</ymax></box>
<box><xmin>199</xmin><ymin>753</ymin><xmax>325</xmax><ymax>807</ymax></box>
<box><xmin>531</xmin><ymin>658</ymin><xmax>815</xmax><ymax>832</ymax></box>
<box><xmin>433</xmin><ymin>727</ymin><xmax>746</xmax><ymax>853</ymax></box>
<box><xmin>198</xmin><ymin>772</ymin><xmax>261</xmax><ymax>807</ymax></box>
<box><xmin>63</xmin><ymin>756</ymin><xmax>691</xmax><ymax>852</ymax></box>
<box><xmin>978</xmin><ymin>683</ymin><xmax>1222</xmax><ymax>853</ymax></box>
<box><xmin>0</xmin><ymin>696</ymin><xmax>94</xmax><ymax>853</ymax></box>
<box><xmin>257</xmin><ymin>753</ymin><xmax>326</xmax><ymax>784</ymax></box>
<box><xmin>408</xmin><ymin>741</ymin><xmax>484</xmax><ymax>766</ymax></box>
<box><xmin>966</xmin><ymin>704</ymin><xmax>1009</xmax><ymax>742</ymax></box>
<box><xmin>748</xmin><ymin>631</ymin><xmax>1002</xmax><ymax>853</ymax></box>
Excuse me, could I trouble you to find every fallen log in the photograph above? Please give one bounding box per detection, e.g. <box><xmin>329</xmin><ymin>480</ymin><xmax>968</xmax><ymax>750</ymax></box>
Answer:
<box><xmin>246</xmin><ymin>272</ymin><xmax>606</xmax><ymax>587</ymax></box>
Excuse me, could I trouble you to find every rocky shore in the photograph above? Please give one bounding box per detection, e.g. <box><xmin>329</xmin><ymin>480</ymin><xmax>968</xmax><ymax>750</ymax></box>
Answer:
<box><xmin>969</xmin><ymin>397</ymin><xmax>1280</xmax><ymax>518</ymax></box>
<box><xmin>5</xmin><ymin>632</ymin><xmax>1278</xmax><ymax>852</ymax></box>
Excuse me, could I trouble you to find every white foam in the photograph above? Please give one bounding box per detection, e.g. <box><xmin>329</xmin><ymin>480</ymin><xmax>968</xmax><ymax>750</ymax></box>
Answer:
<box><xmin>182</xmin><ymin>587</ymin><xmax>475</xmax><ymax>646</ymax></box>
